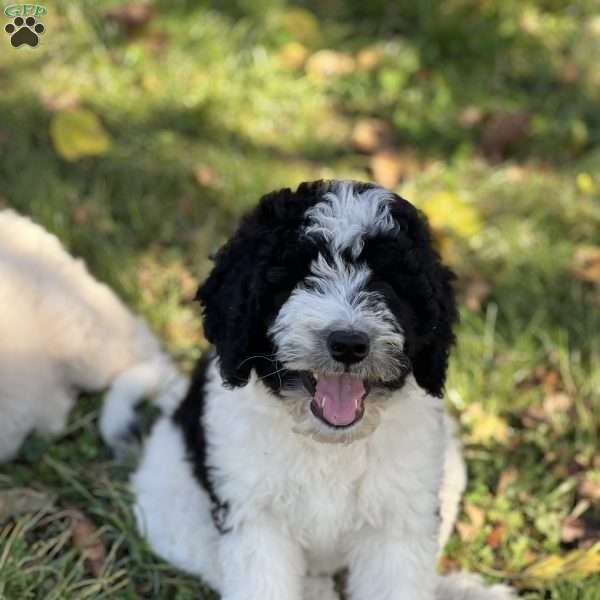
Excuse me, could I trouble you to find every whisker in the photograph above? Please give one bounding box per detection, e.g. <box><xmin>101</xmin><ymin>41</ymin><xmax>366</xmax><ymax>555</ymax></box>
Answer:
<box><xmin>237</xmin><ymin>354</ymin><xmax>278</xmax><ymax>368</ymax></box>
<box><xmin>257</xmin><ymin>365</ymin><xmax>287</xmax><ymax>388</ymax></box>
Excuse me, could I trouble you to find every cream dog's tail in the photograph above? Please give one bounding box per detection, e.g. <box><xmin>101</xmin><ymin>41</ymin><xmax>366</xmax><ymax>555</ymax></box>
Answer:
<box><xmin>99</xmin><ymin>354</ymin><xmax>188</xmax><ymax>452</ymax></box>
<box><xmin>436</xmin><ymin>572</ymin><xmax>516</xmax><ymax>600</ymax></box>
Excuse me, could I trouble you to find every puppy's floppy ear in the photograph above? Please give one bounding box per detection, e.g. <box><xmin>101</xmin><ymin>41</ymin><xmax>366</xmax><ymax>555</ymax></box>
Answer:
<box><xmin>195</xmin><ymin>184</ymin><xmax>323</xmax><ymax>387</ymax></box>
<box><xmin>379</xmin><ymin>195</ymin><xmax>458</xmax><ymax>398</ymax></box>
<box><xmin>410</xmin><ymin>256</ymin><xmax>457</xmax><ymax>398</ymax></box>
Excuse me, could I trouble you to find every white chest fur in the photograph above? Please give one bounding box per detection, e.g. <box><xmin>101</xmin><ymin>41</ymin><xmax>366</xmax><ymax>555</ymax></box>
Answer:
<box><xmin>204</xmin><ymin>364</ymin><xmax>445</xmax><ymax>569</ymax></box>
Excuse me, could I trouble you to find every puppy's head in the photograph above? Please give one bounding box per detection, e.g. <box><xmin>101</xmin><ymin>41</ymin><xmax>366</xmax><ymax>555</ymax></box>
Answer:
<box><xmin>197</xmin><ymin>180</ymin><xmax>457</xmax><ymax>442</ymax></box>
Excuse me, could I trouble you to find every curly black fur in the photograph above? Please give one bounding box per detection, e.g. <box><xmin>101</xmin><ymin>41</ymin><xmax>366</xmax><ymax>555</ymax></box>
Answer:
<box><xmin>172</xmin><ymin>353</ymin><xmax>230</xmax><ymax>533</ymax></box>
<box><xmin>196</xmin><ymin>182</ymin><xmax>328</xmax><ymax>390</ymax></box>
<box><xmin>196</xmin><ymin>180</ymin><xmax>457</xmax><ymax>399</ymax></box>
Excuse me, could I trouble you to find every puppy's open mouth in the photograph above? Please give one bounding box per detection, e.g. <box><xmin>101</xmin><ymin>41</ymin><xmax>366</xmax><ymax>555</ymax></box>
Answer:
<box><xmin>300</xmin><ymin>372</ymin><xmax>370</xmax><ymax>429</ymax></box>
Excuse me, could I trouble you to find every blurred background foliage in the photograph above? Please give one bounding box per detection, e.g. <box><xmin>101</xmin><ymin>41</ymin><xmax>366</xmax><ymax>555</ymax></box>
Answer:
<box><xmin>0</xmin><ymin>1</ymin><xmax>599</xmax><ymax>598</ymax></box>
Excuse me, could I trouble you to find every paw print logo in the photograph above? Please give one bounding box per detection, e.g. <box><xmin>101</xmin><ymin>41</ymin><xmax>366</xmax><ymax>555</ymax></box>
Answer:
<box><xmin>4</xmin><ymin>16</ymin><xmax>45</xmax><ymax>48</ymax></box>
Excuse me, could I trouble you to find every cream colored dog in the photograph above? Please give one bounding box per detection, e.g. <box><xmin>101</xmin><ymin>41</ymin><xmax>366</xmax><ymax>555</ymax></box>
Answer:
<box><xmin>0</xmin><ymin>209</ymin><xmax>187</xmax><ymax>461</ymax></box>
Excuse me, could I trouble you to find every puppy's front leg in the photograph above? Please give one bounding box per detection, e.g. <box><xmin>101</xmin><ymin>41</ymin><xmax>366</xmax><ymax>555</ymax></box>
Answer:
<box><xmin>219</xmin><ymin>514</ymin><xmax>305</xmax><ymax>600</ymax></box>
<box><xmin>347</xmin><ymin>529</ymin><xmax>438</xmax><ymax>600</ymax></box>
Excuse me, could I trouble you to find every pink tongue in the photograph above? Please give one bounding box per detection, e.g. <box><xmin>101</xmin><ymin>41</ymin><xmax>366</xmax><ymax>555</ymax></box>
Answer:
<box><xmin>314</xmin><ymin>374</ymin><xmax>365</xmax><ymax>426</ymax></box>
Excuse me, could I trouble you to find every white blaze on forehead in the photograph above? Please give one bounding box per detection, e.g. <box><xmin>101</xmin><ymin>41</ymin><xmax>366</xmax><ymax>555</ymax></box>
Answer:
<box><xmin>304</xmin><ymin>181</ymin><xmax>397</xmax><ymax>258</ymax></box>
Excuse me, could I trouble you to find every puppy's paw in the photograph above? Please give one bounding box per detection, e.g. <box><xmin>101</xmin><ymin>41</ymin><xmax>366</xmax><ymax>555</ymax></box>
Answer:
<box><xmin>303</xmin><ymin>575</ymin><xmax>339</xmax><ymax>600</ymax></box>
<box><xmin>436</xmin><ymin>572</ymin><xmax>516</xmax><ymax>600</ymax></box>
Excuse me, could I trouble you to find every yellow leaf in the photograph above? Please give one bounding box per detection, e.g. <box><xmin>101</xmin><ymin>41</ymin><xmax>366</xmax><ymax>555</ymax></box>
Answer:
<box><xmin>276</xmin><ymin>42</ymin><xmax>309</xmax><ymax>70</ymax></box>
<box><xmin>522</xmin><ymin>543</ymin><xmax>600</xmax><ymax>586</ymax></box>
<box><xmin>576</xmin><ymin>172</ymin><xmax>596</xmax><ymax>195</ymax></box>
<box><xmin>50</xmin><ymin>109</ymin><xmax>111</xmax><ymax>161</ymax></box>
<box><xmin>462</xmin><ymin>403</ymin><xmax>510</xmax><ymax>446</ymax></box>
<box><xmin>305</xmin><ymin>50</ymin><xmax>355</xmax><ymax>79</ymax></box>
<box><xmin>421</xmin><ymin>191</ymin><xmax>482</xmax><ymax>239</ymax></box>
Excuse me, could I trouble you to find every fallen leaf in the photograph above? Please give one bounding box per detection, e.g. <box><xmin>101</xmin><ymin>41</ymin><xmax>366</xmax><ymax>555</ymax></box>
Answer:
<box><xmin>421</xmin><ymin>191</ymin><xmax>482</xmax><ymax>240</ymax></box>
<box><xmin>522</xmin><ymin>544</ymin><xmax>600</xmax><ymax>585</ymax></box>
<box><xmin>356</xmin><ymin>46</ymin><xmax>386</xmax><ymax>71</ymax></box>
<box><xmin>576</xmin><ymin>173</ymin><xmax>595</xmax><ymax>195</ymax></box>
<box><xmin>103</xmin><ymin>3</ymin><xmax>153</xmax><ymax>32</ymax></box>
<box><xmin>505</xmin><ymin>164</ymin><xmax>529</xmax><ymax>182</ymax></box>
<box><xmin>50</xmin><ymin>109</ymin><xmax>111</xmax><ymax>161</ymax></box>
<box><xmin>543</xmin><ymin>392</ymin><xmax>573</xmax><ymax>416</ymax></box>
<box><xmin>193</xmin><ymin>164</ymin><xmax>222</xmax><ymax>189</ymax></box>
<box><xmin>486</xmin><ymin>523</ymin><xmax>505</xmax><ymax>549</ymax></box>
<box><xmin>578</xmin><ymin>476</ymin><xmax>600</xmax><ymax>501</ymax></box>
<box><xmin>480</xmin><ymin>111</ymin><xmax>530</xmax><ymax>160</ymax></box>
<box><xmin>523</xmin><ymin>548</ymin><xmax>540</xmax><ymax>565</ymax></box>
<box><xmin>305</xmin><ymin>50</ymin><xmax>355</xmax><ymax>78</ymax></box>
<box><xmin>463</xmin><ymin>277</ymin><xmax>491</xmax><ymax>312</ymax></box>
<box><xmin>459</xmin><ymin>105</ymin><xmax>484</xmax><ymax>128</ymax></box>
<box><xmin>69</xmin><ymin>509</ymin><xmax>106</xmax><ymax>577</ymax></box>
<box><xmin>0</xmin><ymin>488</ymin><xmax>55</xmax><ymax>523</ymax></box>
<box><xmin>276</xmin><ymin>41</ymin><xmax>309</xmax><ymax>70</ymax></box>
<box><xmin>541</xmin><ymin>369</ymin><xmax>561</xmax><ymax>393</ymax></box>
<box><xmin>40</xmin><ymin>91</ymin><xmax>80</xmax><ymax>112</ymax></box>
<box><xmin>457</xmin><ymin>502</ymin><xmax>485</xmax><ymax>542</ymax></box>
<box><xmin>370</xmin><ymin>149</ymin><xmax>419</xmax><ymax>189</ymax></box>
<box><xmin>516</xmin><ymin>366</ymin><xmax>562</xmax><ymax>393</ymax></box>
<box><xmin>351</xmin><ymin>118</ymin><xmax>396</xmax><ymax>154</ymax></box>
<box><xmin>497</xmin><ymin>467</ymin><xmax>519</xmax><ymax>495</ymax></box>
<box><xmin>561</xmin><ymin>516</ymin><xmax>587</xmax><ymax>544</ymax></box>
<box><xmin>572</xmin><ymin>246</ymin><xmax>600</xmax><ymax>284</ymax></box>
<box><xmin>462</xmin><ymin>403</ymin><xmax>510</xmax><ymax>446</ymax></box>
<box><xmin>438</xmin><ymin>554</ymin><xmax>459</xmax><ymax>574</ymax></box>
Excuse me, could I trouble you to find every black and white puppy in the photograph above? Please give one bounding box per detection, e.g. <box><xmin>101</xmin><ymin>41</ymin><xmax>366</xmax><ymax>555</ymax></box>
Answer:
<box><xmin>132</xmin><ymin>181</ymin><xmax>514</xmax><ymax>600</ymax></box>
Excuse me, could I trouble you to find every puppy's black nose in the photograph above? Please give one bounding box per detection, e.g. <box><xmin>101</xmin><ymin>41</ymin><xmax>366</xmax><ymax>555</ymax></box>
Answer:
<box><xmin>327</xmin><ymin>330</ymin><xmax>370</xmax><ymax>365</ymax></box>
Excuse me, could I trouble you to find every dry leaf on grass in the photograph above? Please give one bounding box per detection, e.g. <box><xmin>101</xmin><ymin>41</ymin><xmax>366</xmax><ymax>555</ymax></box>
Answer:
<box><xmin>561</xmin><ymin>516</ymin><xmax>587</xmax><ymax>544</ymax></box>
<box><xmin>50</xmin><ymin>109</ymin><xmax>111</xmax><ymax>161</ymax></box>
<box><xmin>543</xmin><ymin>392</ymin><xmax>573</xmax><ymax>415</ymax></box>
<box><xmin>194</xmin><ymin>164</ymin><xmax>222</xmax><ymax>189</ymax></box>
<box><xmin>463</xmin><ymin>277</ymin><xmax>491</xmax><ymax>312</ymax></box>
<box><xmin>351</xmin><ymin>118</ymin><xmax>396</xmax><ymax>154</ymax></box>
<box><xmin>69</xmin><ymin>509</ymin><xmax>106</xmax><ymax>577</ymax></box>
<box><xmin>459</xmin><ymin>105</ymin><xmax>484</xmax><ymax>128</ymax></box>
<box><xmin>370</xmin><ymin>149</ymin><xmax>419</xmax><ymax>189</ymax></box>
<box><xmin>524</xmin><ymin>392</ymin><xmax>573</xmax><ymax>426</ymax></box>
<box><xmin>0</xmin><ymin>488</ymin><xmax>55</xmax><ymax>523</ymax></box>
<box><xmin>480</xmin><ymin>111</ymin><xmax>530</xmax><ymax>160</ymax></box>
<box><xmin>103</xmin><ymin>3</ymin><xmax>153</xmax><ymax>32</ymax></box>
<box><xmin>516</xmin><ymin>366</ymin><xmax>562</xmax><ymax>393</ymax></box>
<box><xmin>572</xmin><ymin>246</ymin><xmax>600</xmax><ymax>284</ymax></box>
<box><xmin>497</xmin><ymin>467</ymin><xmax>519</xmax><ymax>495</ymax></box>
<box><xmin>522</xmin><ymin>543</ymin><xmax>600</xmax><ymax>585</ymax></box>
<box><xmin>462</xmin><ymin>403</ymin><xmax>510</xmax><ymax>446</ymax></box>
<box><xmin>356</xmin><ymin>46</ymin><xmax>386</xmax><ymax>71</ymax></box>
<box><xmin>40</xmin><ymin>91</ymin><xmax>80</xmax><ymax>112</ymax></box>
<box><xmin>305</xmin><ymin>50</ymin><xmax>355</xmax><ymax>78</ymax></box>
<box><xmin>420</xmin><ymin>191</ymin><xmax>482</xmax><ymax>240</ymax></box>
<box><xmin>457</xmin><ymin>502</ymin><xmax>485</xmax><ymax>543</ymax></box>
<box><xmin>486</xmin><ymin>523</ymin><xmax>505</xmax><ymax>549</ymax></box>
<box><xmin>578</xmin><ymin>476</ymin><xmax>600</xmax><ymax>501</ymax></box>
<box><xmin>276</xmin><ymin>42</ymin><xmax>309</xmax><ymax>70</ymax></box>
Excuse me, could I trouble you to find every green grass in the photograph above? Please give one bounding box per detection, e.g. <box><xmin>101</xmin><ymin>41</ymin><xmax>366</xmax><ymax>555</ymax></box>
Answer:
<box><xmin>0</xmin><ymin>1</ymin><xmax>599</xmax><ymax>598</ymax></box>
